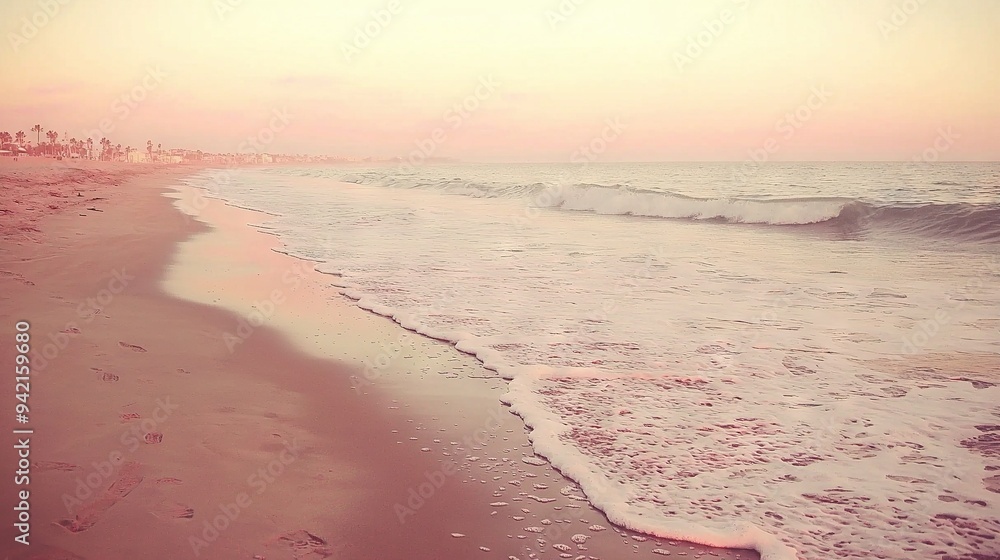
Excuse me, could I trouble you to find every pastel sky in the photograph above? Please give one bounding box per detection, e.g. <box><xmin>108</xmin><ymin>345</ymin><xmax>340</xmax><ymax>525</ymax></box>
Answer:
<box><xmin>1</xmin><ymin>0</ymin><xmax>998</xmax><ymax>161</ymax></box>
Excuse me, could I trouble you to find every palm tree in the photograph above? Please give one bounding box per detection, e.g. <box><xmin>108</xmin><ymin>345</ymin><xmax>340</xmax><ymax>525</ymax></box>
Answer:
<box><xmin>15</xmin><ymin>131</ymin><xmax>25</xmax><ymax>146</ymax></box>
<box><xmin>0</xmin><ymin>132</ymin><xmax>11</xmax><ymax>149</ymax></box>
<box><xmin>157</xmin><ymin>143</ymin><xmax>162</xmax><ymax>161</ymax></box>
<box><xmin>87</xmin><ymin>138</ymin><xmax>94</xmax><ymax>160</ymax></box>
<box><xmin>147</xmin><ymin>140</ymin><xmax>153</xmax><ymax>160</ymax></box>
<box><xmin>31</xmin><ymin>124</ymin><xmax>42</xmax><ymax>147</ymax></box>
<box><xmin>125</xmin><ymin>145</ymin><xmax>132</xmax><ymax>162</ymax></box>
<box><xmin>115</xmin><ymin>144</ymin><xmax>122</xmax><ymax>161</ymax></box>
<box><xmin>46</xmin><ymin>130</ymin><xmax>58</xmax><ymax>155</ymax></box>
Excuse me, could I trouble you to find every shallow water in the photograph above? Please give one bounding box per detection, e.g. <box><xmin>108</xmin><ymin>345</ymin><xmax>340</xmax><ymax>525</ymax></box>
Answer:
<box><xmin>178</xmin><ymin>162</ymin><xmax>1000</xmax><ymax>559</ymax></box>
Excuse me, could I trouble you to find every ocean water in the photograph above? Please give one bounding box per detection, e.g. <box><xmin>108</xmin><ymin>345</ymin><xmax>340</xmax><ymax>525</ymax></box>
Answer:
<box><xmin>177</xmin><ymin>162</ymin><xmax>1000</xmax><ymax>559</ymax></box>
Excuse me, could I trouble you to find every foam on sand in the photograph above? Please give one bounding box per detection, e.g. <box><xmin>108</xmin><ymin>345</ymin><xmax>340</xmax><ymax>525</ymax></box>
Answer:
<box><xmin>503</xmin><ymin>360</ymin><xmax>1000</xmax><ymax>560</ymax></box>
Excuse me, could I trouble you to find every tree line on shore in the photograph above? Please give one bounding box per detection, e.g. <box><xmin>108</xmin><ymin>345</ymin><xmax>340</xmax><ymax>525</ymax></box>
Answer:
<box><xmin>0</xmin><ymin>124</ymin><xmax>162</xmax><ymax>161</ymax></box>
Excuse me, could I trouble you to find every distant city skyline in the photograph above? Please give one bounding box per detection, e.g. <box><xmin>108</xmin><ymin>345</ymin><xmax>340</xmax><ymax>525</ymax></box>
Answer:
<box><xmin>2</xmin><ymin>0</ymin><xmax>998</xmax><ymax>162</ymax></box>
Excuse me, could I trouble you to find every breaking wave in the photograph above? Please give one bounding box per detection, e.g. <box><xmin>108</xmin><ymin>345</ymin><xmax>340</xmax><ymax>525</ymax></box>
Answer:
<box><xmin>338</xmin><ymin>173</ymin><xmax>1000</xmax><ymax>242</ymax></box>
<box><xmin>539</xmin><ymin>185</ymin><xmax>1000</xmax><ymax>242</ymax></box>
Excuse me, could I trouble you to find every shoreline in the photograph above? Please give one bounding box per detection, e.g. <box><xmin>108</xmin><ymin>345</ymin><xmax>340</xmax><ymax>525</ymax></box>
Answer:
<box><xmin>162</xmin><ymin>175</ymin><xmax>763</xmax><ymax>559</ymax></box>
<box><xmin>0</xmin><ymin>160</ymin><xmax>758</xmax><ymax>559</ymax></box>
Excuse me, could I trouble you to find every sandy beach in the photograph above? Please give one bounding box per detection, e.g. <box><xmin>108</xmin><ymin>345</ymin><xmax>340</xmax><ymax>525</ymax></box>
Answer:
<box><xmin>0</xmin><ymin>159</ymin><xmax>758</xmax><ymax>559</ymax></box>
<box><xmin>5</xmin><ymin>2</ymin><xmax>997</xmax><ymax>556</ymax></box>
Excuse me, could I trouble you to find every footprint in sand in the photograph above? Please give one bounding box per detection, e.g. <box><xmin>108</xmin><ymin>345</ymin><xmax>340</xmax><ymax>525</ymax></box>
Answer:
<box><xmin>55</xmin><ymin>462</ymin><xmax>143</xmax><ymax>533</ymax></box>
<box><xmin>155</xmin><ymin>477</ymin><xmax>183</xmax><ymax>485</ymax></box>
<box><xmin>0</xmin><ymin>270</ymin><xmax>35</xmax><ymax>286</ymax></box>
<box><xmin>269</xmin><ymin>530</ymin><xmax>340</xmax><ymax>558</ymax></box>
<box><xmin>152</xmin><ymin>501</ymin><xmax>194</xmax><ymax>520</ymax></box>
<box><xmin>120</xmin><ymin>412</ymin><xmax>140</xmax><ymax>422</ymax></box>
<box><xmin>33</xmin><ymin>461</ymin><xmax>82</xmax><ymax>472</ymax></box>
<box><xmin>92</xmin><ymin>367</ymin><xmax>119</xmax><ymax>382</ymax></box>
<box><xmin>954</xmin><ymin>376</ymin><xmax>996</xmax><ymax>389</ymax></box>
<box><xmin>119</xmin><ymin>341</ymin><xmax>147</xmax><ymax>352</ymax></box>
<box><xmin>61</xmin><ymin>326</ymin><xmax>81</xmax><ymax>334</ymax></box>
<box><xmin>144</xmin><ymin>432</ymin><xmax>163</xmax><ymax>444</ymax></box>
<box><xmin>80</xmin><ymin>307</ymin><xmax>102</xmax><ymax>320</ymax></box>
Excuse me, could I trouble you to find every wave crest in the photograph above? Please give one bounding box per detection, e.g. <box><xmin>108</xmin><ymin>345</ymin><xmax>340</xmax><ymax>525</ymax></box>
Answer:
<box><xmin>339</xmin><ymin>173</ymin><xmax>1000</xmax><ymax>242</ymax></box>
<box><xmin>539</xmin><ymin>185</ymin><xmax>1000</xmax><ymax>242</ymax></box>
<box><xmin>540</xmin><ymin>185</ymin><xmax>848</xmax><ymax>225</ymax></box>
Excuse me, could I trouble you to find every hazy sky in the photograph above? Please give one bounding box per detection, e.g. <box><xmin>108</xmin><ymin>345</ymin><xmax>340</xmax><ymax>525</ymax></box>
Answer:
<box><xmin>1</xmin><ymin>0</ymin><xmax>998</xmax><ymax>161</ymax></box>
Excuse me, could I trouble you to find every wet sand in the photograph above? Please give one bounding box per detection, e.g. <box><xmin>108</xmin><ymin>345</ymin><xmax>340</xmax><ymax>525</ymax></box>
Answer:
<box><xmin>0</xmin><ymin>158</ymin><xmax>759</xmax><ymax>559</ymax></box>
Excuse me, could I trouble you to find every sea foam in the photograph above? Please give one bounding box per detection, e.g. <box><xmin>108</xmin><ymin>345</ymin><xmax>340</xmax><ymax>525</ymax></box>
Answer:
<box><xmin>177</xmin><ymin>165</ymin><xmax>1000</xmax><ymax>560</ymax></box>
